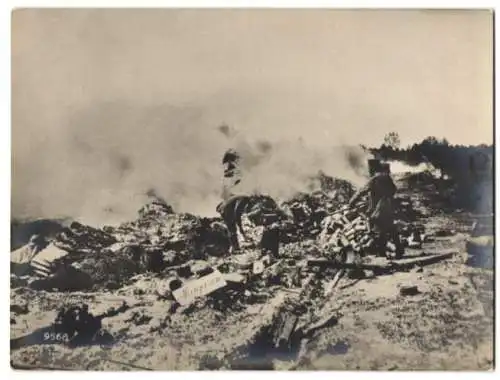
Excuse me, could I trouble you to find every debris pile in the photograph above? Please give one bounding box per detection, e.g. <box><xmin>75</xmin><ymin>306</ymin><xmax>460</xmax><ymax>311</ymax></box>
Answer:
<box><xmin>10</xmin><ymin>218</ymin><xmax>67</xmax><ymax>251</ymax></box>
<box><xmin>9</xmin><ymin>163</ymin><xmax>488</xmax><ymax>370</ymax></box>
<box><xmin>110</xmin><ymin>198</ymin><xmax>230</xmax><ymax>259</ymax></box>
<box><xmin>12</xmin><ymin>169</ymin><xmax>438</xmax><ymax>303</ymax></box>
<box><xmin>318</xmin><ymin>205</ymin><xmax>373</xmax><ymax>256</ymax></box>
<box><xmin>11</xmin><ymin>171</ymin><xmax>431</xmax><ymax>295</ymax></box>
<box><xmin>279</xmin><ymin>174</ymin><xmax>358</xmax><ymax>242</ymax></box>
<box><xmin>13</xmin><ymin>303</ymin><xmax>120</xmax><ymax>349</ymax></box>
<box><xmin>312</xmin><ymin>171</ymin><xmax>356</xmax><ymax>201</ymax></box>
<box><xmin>55</xmin><ymin>222</ymin><xmax>117</xmax><ymax>254</ymax></box>
<box><xmin>75</xmin><ymin>247</ymin><xmax>140</xmax><ymax>290</ymax></box>
<box><xmin>11</xmin><ymin>235</ymin><xmax>49</xmax><ymax>276</ymax></box>
<box><xmin>138</xmin><ymin>198</ymin><xmax>175</xmax><ymax>219</ymax></box>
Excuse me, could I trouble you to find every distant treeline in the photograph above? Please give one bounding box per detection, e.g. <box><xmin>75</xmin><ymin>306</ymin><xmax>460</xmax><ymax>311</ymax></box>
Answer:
<box><xmin>366</xmin><ymin>136</ymin><xmax>494</xmax><ymax>213</ymax></box>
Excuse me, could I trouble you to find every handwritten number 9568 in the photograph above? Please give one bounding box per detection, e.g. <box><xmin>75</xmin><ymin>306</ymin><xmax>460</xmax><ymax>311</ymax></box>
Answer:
<box><xmin>43</xmin><ymin>332</ymin><xmax>69</xmax><ymax>342</ymax></box>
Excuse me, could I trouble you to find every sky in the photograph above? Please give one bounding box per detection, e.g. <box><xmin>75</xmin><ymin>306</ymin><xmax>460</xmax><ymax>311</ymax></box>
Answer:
<box><xmin>11</xmin><ymin>9</ymin><xmax>493</xmax><ymax>223</ymax></box>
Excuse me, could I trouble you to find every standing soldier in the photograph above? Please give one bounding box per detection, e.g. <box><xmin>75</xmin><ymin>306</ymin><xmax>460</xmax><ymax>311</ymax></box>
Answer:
<box><xmin>221</xmin><ymin>148</ymin><xmax>242</xmax><ymax>200</ymax></box>
<box><xmin>348</xmin><ymin>162</ymin><xmax>404</xmax><ymax>259</ymax></box>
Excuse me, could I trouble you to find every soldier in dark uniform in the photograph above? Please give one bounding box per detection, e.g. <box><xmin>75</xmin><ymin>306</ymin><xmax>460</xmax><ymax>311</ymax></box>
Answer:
<box><xmin>349</xmin><ymin>163</ymin><xmax>404</xmax><ymax>258</ymax></box>
<box><xmin>216</xmin><ymin>194</ymin><xmax>283</xmax><ymax>254</ymax></box>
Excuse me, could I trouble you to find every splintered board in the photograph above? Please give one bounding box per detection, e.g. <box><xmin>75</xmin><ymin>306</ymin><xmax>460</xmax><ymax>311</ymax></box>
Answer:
<box><xmin>307</xmin><ymin>250</ymin><xmax>456</xmax><ymax>274</ymax></box>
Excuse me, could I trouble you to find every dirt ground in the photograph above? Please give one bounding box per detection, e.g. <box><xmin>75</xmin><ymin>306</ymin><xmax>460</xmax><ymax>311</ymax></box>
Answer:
<box><xmin>10</xmin><ymin>178</ymin><xmax>495</xmax><ymax>371</ymax></box>
<box><xmin>293</xmin><ymin>237</ymin><xmax>494</xmax><ymax>370</ymax></box>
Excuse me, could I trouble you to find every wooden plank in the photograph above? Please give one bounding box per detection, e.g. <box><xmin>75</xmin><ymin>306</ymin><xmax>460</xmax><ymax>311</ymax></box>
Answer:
<box><xmin>172</xmin><ymin>269</ymin><xmax>227</xmax><ymax>306</ymax></box>
<box><xmin>307</xmin><ymin>251</ymin><xmax>456</xmax><ymax>274</ymax></box>
<box><xmin>273</xmin><ymin>312</ymin><xmax>299</xmax><ymax>350</ymax></box>
<box><xmin>391</xmin><ymin>251</ymin><xmax>455</xmax><ymax>267</ymax></box>
<box><xmin>11</xmin><ymin>361</ymin><xmax>74</xmax><ymax>371</ymax></box>
<box><xmin>307</xmin><ymin>260</ymin><xmax>384</xmax><ymax>272</ymax></box>
<box><xmin>323</xmin><ymin>250</ymin><xmax>356</xmax><ymax>297</ymax></box>
<box><xmin>223</xmin><ymin>272</ymin><xmax>247</xmax><ymax>284</ymax></box>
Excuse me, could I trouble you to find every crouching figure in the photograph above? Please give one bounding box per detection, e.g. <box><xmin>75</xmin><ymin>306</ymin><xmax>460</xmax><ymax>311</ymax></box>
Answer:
<box><xmin>216</xmin><ymin>194</ymin><xmax>284</xmax><ymax>254</ymax></box>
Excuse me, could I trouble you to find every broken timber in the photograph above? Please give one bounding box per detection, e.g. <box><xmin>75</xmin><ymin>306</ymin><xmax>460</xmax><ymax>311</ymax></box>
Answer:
<box><xmin>273</xmin><ymin>312</ymin><xmax>299</xmax><ymax>351</ymax></box>
<box><xmin>11</xmin><ymin>361</ymin><xmax>75</xmax><ymax>371</ymax></box>
<box><xmin>265</xmin><ymin>273</ymin><xmax>316</xmax><ymax>353</ymax></box>
<box><xmin>307</xmin><ymin>251</ymin><xmax>456</xmax><ymax>275</ymax></box>
<box><xmin>323</xmin><ymin>250</ymin><xmax>355</xmax><ymax>297</ymax></box>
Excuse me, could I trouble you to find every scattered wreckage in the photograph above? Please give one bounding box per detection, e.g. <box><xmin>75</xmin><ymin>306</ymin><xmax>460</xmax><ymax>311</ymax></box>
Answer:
<box><xmin>11</xmin><ymin>171</ymin><xmax>462</xmax><ymax>364</ymax></box>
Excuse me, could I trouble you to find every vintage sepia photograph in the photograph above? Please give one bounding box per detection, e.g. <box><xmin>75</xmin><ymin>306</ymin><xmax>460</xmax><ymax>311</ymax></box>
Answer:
<box><xmin>10</xmin><ymin>8</ymin><xmax>494</xmax><ymax>371</ymax></box>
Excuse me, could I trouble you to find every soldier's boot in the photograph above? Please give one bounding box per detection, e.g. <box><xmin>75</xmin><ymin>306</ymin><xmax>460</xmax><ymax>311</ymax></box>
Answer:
<box><xmin>374</xmin><ymin>235</ymin><xmax>388</xmax><ymax>258</ymax></box>
<box><xmin>228</xmin><ymin>231</ymin><xmax>240</xmax><ymax>254</ymax></box>
<box><xmin>391</xmin><ymin>230</ymin><xmax>405</xmax><ymax>259</ymax></box>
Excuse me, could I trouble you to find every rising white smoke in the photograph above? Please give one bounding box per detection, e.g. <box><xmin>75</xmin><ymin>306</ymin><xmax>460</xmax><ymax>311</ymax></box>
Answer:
<box><xmin>228</xmin><ymin>136</ymin><xmax>370</xmax><ymax>201</ymax></box>
<box><xmin>11</xmin><ymin>102</ymin><xmax>370</xmax><ymax>226</ymax></box>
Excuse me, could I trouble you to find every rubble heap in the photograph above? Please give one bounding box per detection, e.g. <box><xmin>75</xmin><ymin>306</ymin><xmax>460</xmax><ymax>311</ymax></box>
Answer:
<box><xmin>318</xmin><ymin>205</ymin><xmax>372</xmax><ymax>256</ymax></box>
<box><xmin>11</xmin><ymin>171</ymin><xmax>426</xmax><ymax>295</ymax></box>
<box><xmin>35</xmin><ymin>199</ymin><xmax>230</xmax><ymax>290</ymax></box>
<box><xmin>75</xmin><ymin>248</ymin><xmax>140</xmax><ymax>290</ymax></box>
<box><xmin>314</xmin><ymin>172</ymin><xmax>356</xmax><ymax>201</ymax></box>
<box><xmin>279</xmin><ymin>174</ymin><xmax>358</xmax><ymax>242</ymax></box>
<box><xmin>55</xmin><ymin>221</ymin><xmax>117</xmax><ymax>254</ymax></box>
<box><xmin>10</xmin><ymin>165</ymin><xmax>478</xmax><ymax>370</ymax></box>
<box><xmin>138</xmin><ymin>198</ymin><xmax>175</xmax><ymax>219</ymax></box>
<box><xmin>109</xmin><ymin>198</ymin><xmax>229</xmax><ymax>258</ymax></box>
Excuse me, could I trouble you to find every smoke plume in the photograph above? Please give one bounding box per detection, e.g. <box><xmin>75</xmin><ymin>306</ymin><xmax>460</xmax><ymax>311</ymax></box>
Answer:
<box><xmin>230</xmin><ymin>137</ymin><xmax>369</xmax><ymax>201</ymax></box>
<box><xmin>12</xmin><ymin>102</ymin><xmax>370</xmax><ymax>226</ymax></box>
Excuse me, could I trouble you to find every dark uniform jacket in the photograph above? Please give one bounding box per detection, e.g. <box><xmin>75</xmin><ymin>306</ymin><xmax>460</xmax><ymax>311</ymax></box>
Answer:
<box><xmin>349</xmin><ymin>173</ymin><xmax>397</xmax><ymax>228</ymax></box>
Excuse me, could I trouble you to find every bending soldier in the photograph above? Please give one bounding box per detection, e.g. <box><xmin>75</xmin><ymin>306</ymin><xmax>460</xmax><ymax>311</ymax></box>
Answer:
<box><xmin>216</xmin><ymin>194</ymin><xmax>283</xmax><ymax>254</ymax></box>
<box><xmin>216</xmin><ymin>195</ymin><xmax>251</xmax><ymax>253</ymax></box>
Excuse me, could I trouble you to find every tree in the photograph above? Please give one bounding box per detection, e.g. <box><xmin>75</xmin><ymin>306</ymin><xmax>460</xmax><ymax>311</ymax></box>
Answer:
<box><xmin>421</xmin><ymin>136</ymin><xmax>439</xmax><ymax>146</ymax></box>
<box><xmin>383</xmin><ymin>132</ymin><xmax>401</xmax><ymax>150</ymax></box>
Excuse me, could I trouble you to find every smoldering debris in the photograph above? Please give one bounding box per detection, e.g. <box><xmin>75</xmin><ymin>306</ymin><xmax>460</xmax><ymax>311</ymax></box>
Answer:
<box><xmin>11</xmin><ymin>170</ymin><xmax>431</xmax><ymax>294</ymax></box>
